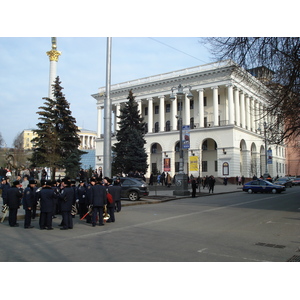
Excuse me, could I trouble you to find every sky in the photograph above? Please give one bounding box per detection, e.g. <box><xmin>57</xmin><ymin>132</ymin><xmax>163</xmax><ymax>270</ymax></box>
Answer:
<box><xmin>0</xmin><ymin>37</ymin><xmax>213</xmax><ymax>147</ymax></box>
<box><xmin>1</xmin><ymin>1</ymin><xmax>295</xmax><ymax>149</ymax></box>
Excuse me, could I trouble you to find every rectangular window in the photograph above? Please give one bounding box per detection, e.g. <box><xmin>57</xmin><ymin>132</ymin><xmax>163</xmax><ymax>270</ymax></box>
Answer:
<box><xmin>145</xmin><ymin>107</ymin><xmax>148</xmax><ymax>116</ymax></box>
<box><xmin>155</xmin><ymin>106</ymin><xmax>159</xmax><ymax>114</ymax></box>
<box><xmin>215</xmin><ymin>160</ymin><xmax>218</xmax><ymax>172</ymax></box>
<box><xmin>190</xmin><ymin>100</ymin><xmax>194</xmax><ymax>110</ymax></box>
<box><xmin>202</xmin><ymin>161</ymin><xmax>208</xmax><ymax>172</ymax></box>
<box><xmin>166</xmin><ymin>103</ymin><xmax>170</xmax><ymax>113</ymax></box>
<box><xmin>204</xmin><ymin>97</ymin><xmax>207</xmax><ymax>106</ymax></box>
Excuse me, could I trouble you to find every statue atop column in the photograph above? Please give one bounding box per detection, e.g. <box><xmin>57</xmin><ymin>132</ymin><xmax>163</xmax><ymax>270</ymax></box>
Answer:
<box><xmin>46</xmin><ymin>37</ymin><xmax>61</xmax><ymax>61</ymax></box>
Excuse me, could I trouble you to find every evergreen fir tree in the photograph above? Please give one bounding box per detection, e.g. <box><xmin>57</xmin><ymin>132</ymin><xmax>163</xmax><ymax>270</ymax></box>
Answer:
<box><xmin>30</xmin><ymin>76</ymin><xmax>85</xmax><ymax>180</ymax></box>
<box><xmin>112</xmin><ymin>90</ymin><xmax>148</xmax><ymax>175</ymax></box>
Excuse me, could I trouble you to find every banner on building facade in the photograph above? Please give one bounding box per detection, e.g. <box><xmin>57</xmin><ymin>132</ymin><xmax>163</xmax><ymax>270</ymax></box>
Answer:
<box><xmin>189</xmin><ymin>156</ymin><xmax>199</xmax><ymax>171</ymax></box>
<box><xmin>182</xmin><ymin>125</ymin><xmax>190</xmax><ymax>149</ymax></box>
<box><xmin>267</xmin><ymin>149</ymin><xmax>273</xmax><ymax>164</ymax></box>
<box><xmin>164</xmin><ymin>158</ymin><xmax>171</xmax><ymax>172</ymax></box>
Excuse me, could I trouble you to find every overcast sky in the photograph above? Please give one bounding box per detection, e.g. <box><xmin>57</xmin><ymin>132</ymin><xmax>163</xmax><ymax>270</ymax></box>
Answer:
<box><xmin>0</xmin><ymin>37</ymin><xmax>213</xmax><ymax>147</ymax></box>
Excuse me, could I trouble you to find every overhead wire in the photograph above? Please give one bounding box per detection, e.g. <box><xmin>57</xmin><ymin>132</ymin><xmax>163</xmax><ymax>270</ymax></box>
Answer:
<box><xmin>148</xmin><ymin>37</ymin><xmax>208</xmax><ymax>64</ymax></box>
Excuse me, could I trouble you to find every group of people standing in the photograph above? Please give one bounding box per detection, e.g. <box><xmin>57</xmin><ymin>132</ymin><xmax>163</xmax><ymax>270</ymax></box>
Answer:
<box><xmin>1</xmin><ymin>175</ymin><xmax>121</xmax><ymax>230</ymax></box>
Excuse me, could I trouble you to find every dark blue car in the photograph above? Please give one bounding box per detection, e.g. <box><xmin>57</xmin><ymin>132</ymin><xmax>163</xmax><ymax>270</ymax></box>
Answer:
<box><xmin>242</xmin><ymin>179</ymin><xmax>286</xmax><ymax>194</ymax></box>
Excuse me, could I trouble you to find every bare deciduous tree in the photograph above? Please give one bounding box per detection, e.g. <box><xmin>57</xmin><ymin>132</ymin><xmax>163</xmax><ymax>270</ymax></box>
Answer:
<box><xmin>203</xmin><ymin>37</ymin><xmax>300</xmax><ymax>143</ymax></box>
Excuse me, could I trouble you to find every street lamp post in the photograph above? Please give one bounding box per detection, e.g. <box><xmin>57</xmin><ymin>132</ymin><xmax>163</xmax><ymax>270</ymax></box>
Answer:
<box><xmin>170</xmin><ymin>84</ymin><xmax>193</xmax><ymax>196</ymax></box>
<box><xmin>263</xmin><ymin>121</ymin><xmax>269</xmax><ymax>177</ymax></box>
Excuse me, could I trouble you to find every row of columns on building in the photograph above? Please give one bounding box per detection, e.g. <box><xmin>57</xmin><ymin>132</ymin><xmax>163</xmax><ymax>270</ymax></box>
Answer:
<box><xmin>97</xmin><ymin>84</ymin><xmax>271</xmax><ymax>136</ymax></box>
<box><xmin>79</xmin><ymin>135</ymin><xmax>96</xmax><ymax>149</ymax></box>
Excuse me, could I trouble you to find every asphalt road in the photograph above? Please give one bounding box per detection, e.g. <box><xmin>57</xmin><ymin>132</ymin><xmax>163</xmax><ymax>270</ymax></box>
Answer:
<box><xmin>1</xmin><ymin>187</ymin><xmax>300</xmax><ymax>262</ymax></box>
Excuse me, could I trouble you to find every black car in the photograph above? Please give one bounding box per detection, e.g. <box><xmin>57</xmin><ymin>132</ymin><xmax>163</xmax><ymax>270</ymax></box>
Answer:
<box><xmin>273</xmin><ymin>177</ymin><xmax>293</xmax><ymax>188</ymax></box>
<box><xmin>242</xmin><ymin>179</ymin><xmax>286</xmax><ymax>194</ymax></box>
<box><xmin>114</xmin><ymin>177</ymin><xmax>149</xmax><ymax>201</ymax></box>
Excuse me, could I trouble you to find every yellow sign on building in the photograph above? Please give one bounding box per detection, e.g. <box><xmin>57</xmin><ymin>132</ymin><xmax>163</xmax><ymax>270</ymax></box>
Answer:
<box><xmin>189</xmin><ymin>156</ymin><xmax>199</xmax><ymax>171</ymax></box>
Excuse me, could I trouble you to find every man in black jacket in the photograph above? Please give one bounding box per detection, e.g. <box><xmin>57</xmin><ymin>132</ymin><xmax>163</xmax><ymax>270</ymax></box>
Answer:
<box><xmin>90</xmin><ymin>178</ymin><xmax>107</xmax><ymax>227</ymax></box>
<box><xmin>107</xmin><ymin>181</ymin><xmax>121</xmax><ymax>222</ymax></box>
<box><xmin>38</xmin><ymin>180</ymin><xmax>58</xmax><ymax>230</ymax></box>
<box><xmin>59</xmin><ymin>178</ymin><xmax>75</xmax><ymax>230</ymax></box>
<box><xmin>22</xmin><ymin>179</ymin><xmax>37</xmax><ymax>228</ymax></box>
<box><xmin>7</xmin><ymin>180</ymin><xmax>23</xmax><ymax>227</ymax></box>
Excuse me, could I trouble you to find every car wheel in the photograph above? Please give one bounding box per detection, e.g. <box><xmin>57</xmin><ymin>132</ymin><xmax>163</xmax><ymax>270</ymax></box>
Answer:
<box><xmin>247</xmin><ymin>189</ymin><xmax>253</xmax><ymax>194</ymax></box>
<box><xmin>271</xmin><ymin>188</ymin><xmax>277</xmax><ymax>194</ymax></box>
<box><xmin>128</xmin><ymin>191</ymin><xmax>139</xmax><ymax>201</ymax></box>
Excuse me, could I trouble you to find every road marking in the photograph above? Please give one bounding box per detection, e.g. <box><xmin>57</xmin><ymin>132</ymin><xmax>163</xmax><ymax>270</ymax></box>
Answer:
<box><xmin>30</xmin><ymin>194</ymin><xmax>286</xmax><ymax>247</ymax></box>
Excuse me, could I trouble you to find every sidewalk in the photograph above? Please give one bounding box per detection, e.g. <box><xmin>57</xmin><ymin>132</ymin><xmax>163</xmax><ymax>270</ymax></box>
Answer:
<box><xmin>0</xmin><ymin>183</ymin><xmax>242</xmax><ymax>221</ymax></box>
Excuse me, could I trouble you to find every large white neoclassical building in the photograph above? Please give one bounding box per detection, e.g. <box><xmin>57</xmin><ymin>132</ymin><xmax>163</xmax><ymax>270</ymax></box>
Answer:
<box><xmin>92</xmin><ymin>60</ymin><xmax>286</xmax><ymax>180</ymax></box>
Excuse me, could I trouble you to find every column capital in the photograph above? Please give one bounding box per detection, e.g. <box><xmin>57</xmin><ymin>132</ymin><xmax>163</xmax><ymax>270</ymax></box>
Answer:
<box><xmin>197</xmin><ymin>88</ymin><xmax>205</xmax><ymax>93</ymax></box>
<box><xmin>158</xmin><ymin>95</ymin><xmax>165</xmax><ymax>99</ymax></box>
<box><xmin>211</xmin><ymin>86</ymin><xmax>219</xmax><ymax>90</ymax></box>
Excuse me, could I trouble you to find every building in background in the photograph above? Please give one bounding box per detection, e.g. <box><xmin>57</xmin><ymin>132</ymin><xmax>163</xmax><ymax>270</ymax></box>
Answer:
<box><xmin>93</xmin><ymin>60</ymin><xmax>287</xmax><ymax>180</ymax></box>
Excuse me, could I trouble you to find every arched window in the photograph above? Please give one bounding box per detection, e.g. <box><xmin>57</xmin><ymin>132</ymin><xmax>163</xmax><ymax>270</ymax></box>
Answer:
<box><xmin>151</xmin><ymin>143</ymin><xmax>158</xmax><ymax>153</ymax></box>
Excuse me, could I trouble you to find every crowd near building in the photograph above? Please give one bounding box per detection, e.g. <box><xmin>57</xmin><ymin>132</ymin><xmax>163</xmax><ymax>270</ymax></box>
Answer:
<box><xmin>93</xmin><ymin>60</ymin><xmax>287</xmax><ymax>180</ymax></box>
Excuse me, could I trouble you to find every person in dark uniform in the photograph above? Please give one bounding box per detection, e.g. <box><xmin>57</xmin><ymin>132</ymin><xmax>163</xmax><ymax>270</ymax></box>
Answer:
<box><xmin>108</xmin><ymin>181</ymin><xmax>121</xmax><ymax>222</ymax></box>
<box><xmin>76</xmin><ymin>180</ymin><xmax>87</xmax><ymax>219</ymax></box>
<box><xmin>85</xmin><ymin>178</ymin><xmax>96</xmax><ymax>223</ymax></box>
<box><xmin>38</xmin><ymin>180</ymin><xmax>57</xmax><ymax>230</ymax></box>
<box><xmin>208</xmin><ymin>175</ymin><xmax>216</xmax><ymax>194</ymax></box>
<box><xmin>0</xmin><ymin>177</ymin><xmax>10</xmax><ymax>206</ymax></box>
<box><xmin>113</xmin><ymin>177</ymin><xmax>122</xmax><ymax>212</ymax></box>
<box><xmin>191</xmin><ymin>179</ymin><xmax>197</xmax><ymax>198</ymax></box>
<box><xmin>59</xmin><ymin>178</ymin><xmax>75</xmax><ymax>230</ymax></box>
<box><xmin>22</xmin><ymin>179</ymin><xmax>37</xmax><ymax>228</ymax></box>
<box><xmin>90</xmin><ymin>177</ymin><xmax>107</xmax><ymax>227</ymax></box>
<box><xmin>7</xmin><ymin>180</ymin><xmax>23</xmax><ymax>227</ymax></box>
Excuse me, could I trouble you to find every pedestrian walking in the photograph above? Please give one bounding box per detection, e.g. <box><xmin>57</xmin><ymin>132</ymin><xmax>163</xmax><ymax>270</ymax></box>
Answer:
<box><xmin>191</xmin><ymin>179</ymin><xmax>197</xmax><ymax>197</ymax></box>
<box><xmin>208</xmin><ymin>176</ymin><xmax>216</xmax><ymax>194</ymax></box>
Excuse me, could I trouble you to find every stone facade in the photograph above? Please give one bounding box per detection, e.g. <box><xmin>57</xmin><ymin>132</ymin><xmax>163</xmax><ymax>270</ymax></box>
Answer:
<box><xmin>92</xmin><ymin>60</ymin><xmax>286</xmax><ymax>180</ymax></box>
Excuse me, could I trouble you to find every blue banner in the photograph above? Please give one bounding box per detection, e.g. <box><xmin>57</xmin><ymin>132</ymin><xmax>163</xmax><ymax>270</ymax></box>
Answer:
<box><xmin>182</xmin><ymin>125</ymin><xmax>190</xmax><ymax>149</ymax></box>
<box><xmin>267</xmin><ymin>149</ymin><xmax>272</xmax><ymax>164</ymax></box>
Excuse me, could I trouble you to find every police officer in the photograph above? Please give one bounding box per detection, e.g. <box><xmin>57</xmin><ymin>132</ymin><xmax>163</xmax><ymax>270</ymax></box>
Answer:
<box><xmin>107</xmin><ymin>180</ymin><xmax>121</xmax><ymax>223</ymax></box>
<box><xmin>113</xmin><ymin>178</ymin><xmax>122</xmax><ymax>212</ymax></box>
<box><xmin>59</xmin><ymin>178</ymin><xmax>75</xmax><ymax>230</ymax></box>
<box><xmin>76</xmin><ymin>180</ymin><xmax>87</xmax><ymax>219</ymax></box>
<box><xmin>90</xmin><ymin>177</ymin><xmax>107</xmax><ymax>227</ymax></box>
<box><xmin>22</xmin><ymin>179</ymin><xmax>37</xmax><ymax>228</ymax></box>
<box><xmin>7</xmin><ymin>180</ymin><xmax>23</xmax><ymax>227</ymax></box>
<box><xmin>85</xmin><ymin>178</ymin><xmax>96</xmax><ymax>223</ymax></box>
<box><xmin>38</xmin><ymin>180</ymin><xmax>57</xmax><ymax>230</ymax></box>
<box><xmin>0</xmin><ymin>177</ymin><xmax>10</xmax><ymax>206</ymax></box>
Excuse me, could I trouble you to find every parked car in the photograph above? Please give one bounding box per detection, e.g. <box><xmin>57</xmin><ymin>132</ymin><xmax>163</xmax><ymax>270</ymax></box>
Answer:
<box><xmin>273</xmin><ymin>177</ymin><xmax>293</xmax><ymax>188</ymax></box>
<box><xmin>242</xmin><ymin>179</ymin><xmax>286</xmax><ymax>194</ymax></box>
<box><xmin>292</xmin><ymin>177</ymin><xmax>300</xmax><ymax>186</ymax></box>
<box><xmin>114</xmin><ymin>177</ymin><xmax>149</xmax><ymax>201</ymax></box>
